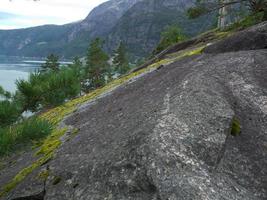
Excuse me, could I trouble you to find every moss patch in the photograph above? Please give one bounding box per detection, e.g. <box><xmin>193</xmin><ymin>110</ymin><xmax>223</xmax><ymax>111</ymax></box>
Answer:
<box><xmin>231</xmin><ymin>118</ymin><xmax>241</xmax><ymax>136</ymax></box>
<box><xmin>0</xmin><ymin>128</ymin><xmax>67</xmax><ymax>197</ymax></box>
<box><xmin>37</xmin><ymin>169</ymin><xmax>50</xmax><ymax>181</ymax></box>
<box><xmin>35</xmin><ymin>128</ymin><xmax>67</xmax><ymax>156</ymax></box>
<box><xmin>0</xmin><ymin>151</ymin><xmax>54</xmax><ymax>197</ymax></box>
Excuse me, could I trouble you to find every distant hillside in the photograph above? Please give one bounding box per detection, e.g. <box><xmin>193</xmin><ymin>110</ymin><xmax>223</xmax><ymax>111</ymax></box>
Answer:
<box><xmin>106</xmin><ymin>0</ymin><xmax>216</xmax><ymax>58</ymax></box>
<box><xmin>0</xmin><ymin>0</ymin><xmax>215</xmax><ymax>59</ymax></box>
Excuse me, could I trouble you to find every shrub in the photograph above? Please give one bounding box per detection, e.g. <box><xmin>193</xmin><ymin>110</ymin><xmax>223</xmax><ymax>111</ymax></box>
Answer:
<box><xmin>16</xmin><ymin>67</ymin><xmax>81</xmax><ymax>112</ymax></box>
<box><xmin>0</xmin><ymin>86</ymin><xmax>22</xmax><ymax>127</ymax></box>
<box><xmin>153</xmin><ymin>25</ymin><xmax>187</xmax><ymax>55</ymax></box>
<box><xmin>0</xmin><ymin>100</ymin><xmax>22</xmax><ymax>127</ymax></box>
<box><xmin>225</xmin><ymin>12</ymin><xmax>265</xmax><ymax>31</ymax></box>
<box><xmin>0</xmin><ymin>117</ymin><xmax>53</xmax><ymax>156</ymax></box>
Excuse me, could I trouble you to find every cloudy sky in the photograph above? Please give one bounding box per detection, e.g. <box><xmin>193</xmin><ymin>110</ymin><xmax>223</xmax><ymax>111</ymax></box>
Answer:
<box><xmin>0</xmin><ymin>0</ymin><xmax>108</xmax><ymax>30</ymax></box>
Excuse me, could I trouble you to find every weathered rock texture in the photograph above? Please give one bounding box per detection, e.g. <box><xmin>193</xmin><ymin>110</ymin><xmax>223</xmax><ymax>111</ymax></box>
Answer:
<box><xmin>204</xmin><ymin>22</ymin><xmax>267</xmax><ymax>54</ymax></box>
<box><xmin>1</xmin><ymin>22</ymin><xmax>267</xmax><ymax>200</ymax></box>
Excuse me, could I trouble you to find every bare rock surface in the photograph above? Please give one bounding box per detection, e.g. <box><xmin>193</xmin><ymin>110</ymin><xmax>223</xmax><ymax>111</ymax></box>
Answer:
<box><xmin>1</xmin><ymin>23</ymin><xmax>267</xmax><ymax>200</ymax></box>
<box><xmin>204</xmin><ymin>22</ymin><xmax>267</xmax><ymax>53</ymax></box>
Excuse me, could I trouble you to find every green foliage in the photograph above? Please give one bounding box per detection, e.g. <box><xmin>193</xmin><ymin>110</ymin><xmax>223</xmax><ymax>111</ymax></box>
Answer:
<box><xmin>153</xmin><ymin>25</ymin><xmax>187</xmax><ymax>55</ymax></box>
<box><xmin>41</xmin><ymin>54</ymin><xmax>60</xmax><ymax>72</ymax></box>
<box><xmin>0</xmin><ymin>100</ymin><xmax>22</xmax><ymax>127</ymax></box>
<box><xmin>0</xmin><ymin>117</ymin><xmax>53</xmax><ymax>156</ymax></box>
<box><xmin>225</xmin><ymin>11</ymin><xmax>266</xmax><ymax>31</ymax></box>
<box><xmin>189</xmin><ymin>0</ymin><xmax>267</xmax><ymax>22</ymax></box>
<box><xmin>113</xmin><ymin>42</ymin><xmax>130</xmax><ymax>75</ymax></box>
<box><xmin>0</xmin><ymin>86</ymin><xmax>11</xmax><ymax>99</ymax></box>
<box><xmin>0</xmin><ymin>86</ymin><xmax>22</xmax><ymax>127</ymax></box>
<box><xmin>84</xmin><ymin>38</ymin><xmax>109</xmax><ymax>91</ymax></box>
<box><xmin>16</xmin><ymin>66</ymin><xmax>81</xmax><ymax>112</ymax></box>
<box><xmin>187</xmin><ymin>6</ymin><xmax>208</xmax><ymax>19</ymax></box>
<box><xmin>231</xmin><ymin>118</ymin><xmax>241</xmax><ymax>136</ymax></box>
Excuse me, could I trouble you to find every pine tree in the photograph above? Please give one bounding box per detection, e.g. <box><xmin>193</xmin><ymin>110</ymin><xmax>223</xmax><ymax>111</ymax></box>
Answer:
<box><xmin>70</xmin><ymin>57</ymin><xmax>83</xmax><ymax>96</ymax></box>
<box><xmin>84</xmin><ymin>38</ymin><xmax>109</xmax><ymax>91</ymax></box>
<box><xmin>41</xmin><ymin>54</ymin><xmax>60</xmax><ymax>72</ymax></box>
<box><xmin>153</xmin><ymin>25</ymin><xmax>187</xmax><ymax>55</ymax></box>
<box><xmin>113</xmin><ymin>42</ymin><xmax>130</xmax><ymax>75</ymax></box>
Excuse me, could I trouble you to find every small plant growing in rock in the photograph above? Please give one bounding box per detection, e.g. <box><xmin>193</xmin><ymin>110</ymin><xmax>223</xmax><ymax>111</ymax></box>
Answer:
<box><xmin>231</xmin><ymin>118</ymin><xmax>241</xmax><ymax>136</ymax></box>
<box><xmin>52</xmin><ymin>176</ymin><xmax>62</xmax><ymax>185</ymax></box>
<box><xmin>37</xmin><ymin>170</ymin><xmax>50</xmax><ymax>181</ymax></box>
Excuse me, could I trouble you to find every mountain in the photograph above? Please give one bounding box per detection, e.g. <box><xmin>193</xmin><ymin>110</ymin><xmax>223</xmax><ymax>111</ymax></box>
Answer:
<box><xmin>0</xmin><ymin>0</ymin><xmax>139</xmax><ymax>58</ymax></box>
<box><xmin>69</xmin><ymin>0</ymin><xmax>142</xmax><ymax>40</ymax></box>
<box><xmin>105</xmin><ymin>0</ymin><xmax>216</xmax><ymax>58</ymax></box>
<box><xmin>0</xmin><ymin>0</ymin><xmax>215</xmax><ymax>59</ymax></box>
<box><xmin>1</xmin><ymin>21</ymin><xmax>267</xmax><ymax>200</ymax></box>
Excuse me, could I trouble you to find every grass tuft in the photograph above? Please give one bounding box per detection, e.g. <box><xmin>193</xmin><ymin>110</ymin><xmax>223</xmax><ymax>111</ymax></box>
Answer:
<box><xmin>0</xmin><ymin>118</ymin><xmax>53</xmax><ymax>156</ymax></box>
<box><xmin>231</xmin><ymin>118</ymin><xmax>241</xmax><ymax>136</ymax></box>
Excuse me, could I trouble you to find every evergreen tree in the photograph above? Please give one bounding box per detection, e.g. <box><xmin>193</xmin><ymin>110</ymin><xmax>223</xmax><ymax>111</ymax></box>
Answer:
<box><xmin>41</xmin><ymin>54</ymin><xmax>60</xmax><ymax>72</ymax></box>
<box><xmin>0</xmin><ymin>86</ymin><xmax>22</xmax><ymax>127</ymax></box>
<box><xmin>70</xmin><ymin>57</ymin><xmax>83</xmax><ymax>96</ymax></box>
<box><xmin>84</xmin><ymin>38</ymin><xmax>109</xmax><ymax>91</ymax></box>
<box><xmin>153</xmin><ymin>25</ymin><xmax>187</xmax><ymax>55</ymax></box>
<box><xmin>0</xmin><ymin>86</ymin><xmax>11</xmax><ymax>99</ymax></box>
<box><xmin>113</xmin><ymin>42</ymin><xmax>130</xmax><ymax>75</ymax></box>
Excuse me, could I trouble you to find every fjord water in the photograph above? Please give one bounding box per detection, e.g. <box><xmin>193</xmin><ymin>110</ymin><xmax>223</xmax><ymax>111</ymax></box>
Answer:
<box><xmin>0</xmin><ymin>56</ymin><xmax>40</xmax><ymax>93</ymax></box>
<box><xmin>0</xmin><ymin>56</ymin><xmax>72</xmax><ymax>93</ymax></box>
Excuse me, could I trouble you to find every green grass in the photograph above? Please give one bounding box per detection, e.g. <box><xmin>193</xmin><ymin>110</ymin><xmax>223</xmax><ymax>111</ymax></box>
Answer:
<box><xmin>225</xmin><ymin>12</ymin><xmax>265</xmax><ymax>32</ymax></box>
<box><xmin>0</xmin><ymin>118</ymin><xmax>53</xmax><ymax>156</ymax></box>
<box><xmin>231</xmin><ymin>118</ymin><xmax>241</xmax><ymax>136</ymax></box>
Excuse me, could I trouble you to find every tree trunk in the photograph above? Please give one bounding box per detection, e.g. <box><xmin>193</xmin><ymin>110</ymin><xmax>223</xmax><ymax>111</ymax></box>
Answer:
<box><xmin>218</xmin><ymin>0</ymin><xmax>230</xmax><ymax>29</ymax></box>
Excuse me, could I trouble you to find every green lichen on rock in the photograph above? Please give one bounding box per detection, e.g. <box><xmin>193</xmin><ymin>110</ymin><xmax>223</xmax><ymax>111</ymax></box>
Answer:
<box><xmin>37</xmin><ymin>169</ymin><xmax>50</xmax><ymax>181</ymax></box>
<box><xmin>0</xmin><ymin>127</ymin><xmax>67</xmax><ymax>197</ymax></box>
<box><xmin>231</xmin><ymin>118</ymin><xmax>241</xmax><ymax>136</ymax></box>
<box><xmin>35</xmin><ymin>128</ymin><xmax>67</xmax><ymax>156</ymax></box>
<box><xmin>166</xmin><ymin>45</ymin><xmax>205</xmax><ymax>60</ymax></box>
<box><xmin>0</xmin><ymin>152</ymin><xmax>54</xmax><ymax>197</ymax></box>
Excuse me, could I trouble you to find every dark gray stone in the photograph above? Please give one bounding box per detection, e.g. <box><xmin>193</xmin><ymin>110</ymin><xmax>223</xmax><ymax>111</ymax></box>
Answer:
<box><xmin>204</xmin><ymin>22</ymin><xmax>267</xmax><ymax>54</ymax></box>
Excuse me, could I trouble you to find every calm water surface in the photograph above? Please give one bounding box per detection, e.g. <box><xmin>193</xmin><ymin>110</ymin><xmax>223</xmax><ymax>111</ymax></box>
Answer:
<box><xmin>0</xmin><ymin>56</ymin><xmax>71</xmax><ymax>93</ymax></box>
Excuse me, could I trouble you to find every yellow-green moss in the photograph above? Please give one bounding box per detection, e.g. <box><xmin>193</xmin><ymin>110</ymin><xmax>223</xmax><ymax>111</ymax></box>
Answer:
<box><xmin>39</xmin><ymin>57</ymin><xmax>174</xmax><ymax>127</ymax></box>
<box><xmin>214</xmin><ymin>31</ymin><xmax>233</xmax><ymax>39</ymax></box>
<box><xmin>0</xmin><ymin>127</ymin><xmax>67</xmax><ymax>197</ymax></box>
<box><xmin>35</xmin><ymin>128</ymin><xmax>67</xmax><ymax>156</ymax></box>
<box><xmin>0</xmin><ymin>152</ymin><xmax>53</xmax><ymax>197</ymax></box>
<box><xmin>166</xmin><ymin>46</ymin><xmax>206</xmax><ymax>61</ymax></box>
<box><xmin>0</xmin><ymin>44</ymin><xmax>206</xmax><ymax>198</ymax></box>
<box><xmin>37</xmin><ymin>169</ymin><xmax>50</xmax><ymax>181</ymax></box>
<box><xmin>231</xmin><ymin>118</ymin><xmax>241</xmax><ymax>136</ymax></box>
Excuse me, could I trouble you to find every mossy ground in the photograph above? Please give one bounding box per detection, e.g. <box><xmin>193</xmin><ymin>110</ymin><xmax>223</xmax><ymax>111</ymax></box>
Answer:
<box><xmin>0</xmin><ymin>45</ymin><xmax>206</xmax><ymax>198</ymax></box>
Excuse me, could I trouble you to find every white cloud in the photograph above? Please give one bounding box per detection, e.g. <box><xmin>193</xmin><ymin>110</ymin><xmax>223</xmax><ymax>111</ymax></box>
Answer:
<box><xmin>0</xmin><ymin>0</ymin><xmax>108</xmax><ymax>29</ymax></box>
